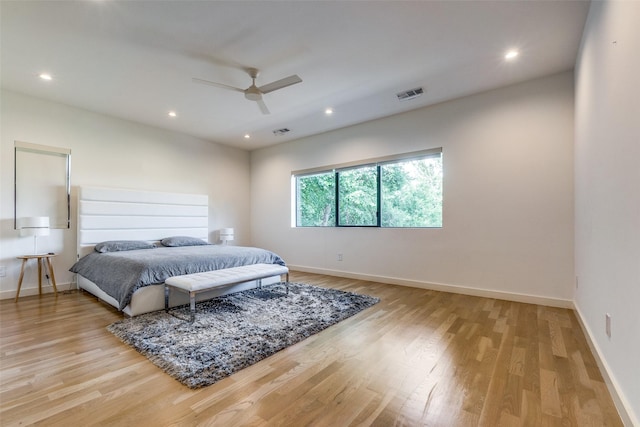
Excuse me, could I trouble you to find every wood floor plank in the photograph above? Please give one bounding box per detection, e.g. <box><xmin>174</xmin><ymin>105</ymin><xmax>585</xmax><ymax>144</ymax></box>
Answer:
<box><xmin>0</xmin><ymin>272</ymin><xmax>624</xmax><ymax>426</ymax></box>
<box><xmin>540</xmin><ymin>368</ymin><xmax>563</xmax><ymax>418</ymax></box>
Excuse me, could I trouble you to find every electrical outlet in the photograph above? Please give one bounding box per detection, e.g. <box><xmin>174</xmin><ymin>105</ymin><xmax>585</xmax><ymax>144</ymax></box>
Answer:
<box><xmin>605</xmin><ymin>313</ymin><xmax>612</xmax><ymax>338</ymax></box>
<box><xmin>575</xmin><ymin>276</ymin><xmax>579</xmax><ymax>289</ymax></box>
<box><xmin>0</xmin><ymin>265</ymin><xmax>5</xmax><ymax>277</ymax></box>
<box><xmin>337</xmin><ymin>253</ymin><xmax>343</xmax><ymax>261</ymax></box>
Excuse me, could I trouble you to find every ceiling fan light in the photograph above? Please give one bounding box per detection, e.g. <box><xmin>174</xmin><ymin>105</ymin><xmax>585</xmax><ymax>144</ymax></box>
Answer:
<box><xmin>244</xmin><ymin>87</ymin><xmax>262</xmax><ymax>101</ymax></box>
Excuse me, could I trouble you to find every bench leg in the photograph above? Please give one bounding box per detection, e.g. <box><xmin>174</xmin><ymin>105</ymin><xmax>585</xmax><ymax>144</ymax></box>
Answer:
<box><xmin>165</xmin><ymin>284</ymin><xmax>169</xmax><ymax>312</ymax></box>
<box><xmin>284</xmin><ymin>273</ymin><xmax>289</xmax><ymax>294</ymax></box>
<box><xmin>189</xmin><ymin>291</ymin><xmax>196</xmax><ymax>323</ymax></box>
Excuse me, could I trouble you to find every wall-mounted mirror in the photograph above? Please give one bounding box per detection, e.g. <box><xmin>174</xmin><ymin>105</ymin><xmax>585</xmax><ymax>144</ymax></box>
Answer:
<box><xmin>14</xmin><ymin>141</ymin><xmax>71</xmax><ymax>229</ymax></box>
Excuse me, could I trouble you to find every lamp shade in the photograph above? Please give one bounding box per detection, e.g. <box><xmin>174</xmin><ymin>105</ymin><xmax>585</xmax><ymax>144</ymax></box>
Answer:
<box><xmin>220</xmin><ymin>228</ymin><xmax>234</xmax><ymax>243</ymax></box>
<box><xmin>18</xmin><ymin>216</ymin><xmax>50</xmax><ymax>237</ymax></box>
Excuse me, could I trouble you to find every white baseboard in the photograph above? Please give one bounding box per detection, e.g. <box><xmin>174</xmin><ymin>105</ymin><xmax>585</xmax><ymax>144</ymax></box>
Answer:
<box><xmin>1</xmin><ymin>282</ymin><xmax>74</xmax><ymax>300</ymax></box>
<box><xmin>288</xmin><ymin>265</ymin><xmax>573</xmax><ymax>308</ymax></box>
<box><xmin>572</xmin><ymin>303</ymin><xmax>638</xmax><ymax>427</ymax></box>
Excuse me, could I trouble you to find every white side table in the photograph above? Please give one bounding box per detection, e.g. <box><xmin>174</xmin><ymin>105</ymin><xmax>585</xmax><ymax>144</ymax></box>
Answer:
<box><xmin>15</xmin><ymin>254</ymin><xmax>58</xmax><ymax>302</ymax></box>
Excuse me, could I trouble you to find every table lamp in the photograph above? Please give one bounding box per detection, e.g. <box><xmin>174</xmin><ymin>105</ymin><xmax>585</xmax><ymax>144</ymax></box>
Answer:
<box><xmin>18</xmin><ymin>216</ymin><xmax>49</xmax><ymax>254</ymax></box>
<box><xmin>220</xmin><ymin>228</ymin><xmax>234</xmax><ymax>245</ymax></box>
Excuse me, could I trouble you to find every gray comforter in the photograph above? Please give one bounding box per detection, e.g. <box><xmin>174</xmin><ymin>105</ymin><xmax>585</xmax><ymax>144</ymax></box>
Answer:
<box><xmin>70</xmin><ymin>245</ymin><xmax>286</xmax><ymax>310</ymax></box>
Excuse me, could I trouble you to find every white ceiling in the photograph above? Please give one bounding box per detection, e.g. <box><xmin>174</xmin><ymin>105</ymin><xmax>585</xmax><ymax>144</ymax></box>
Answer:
<box><xmin>1</xmin><ymin>1</ymin><xmax>589</xmax><ymax>151</ymax></box>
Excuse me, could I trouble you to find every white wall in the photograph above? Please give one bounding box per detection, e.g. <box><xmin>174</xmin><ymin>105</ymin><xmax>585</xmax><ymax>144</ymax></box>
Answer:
<box><xmin>574</xmin><ymin>1</ymin><xmax>640</xmax><ymax>424</ymax></box>
<box><xmin>251</xmin><ymin>72</ymin><xmax>575</xmax><ymax>305</ymax></box>
<box><xmin>0</xmin><ymin>90</ymin><xmax>251</xmax><ymax>298</ymax></box>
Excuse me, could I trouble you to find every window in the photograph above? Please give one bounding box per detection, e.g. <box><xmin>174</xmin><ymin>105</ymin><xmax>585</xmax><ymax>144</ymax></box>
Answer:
<box><xmin>338</xmin><ymin>165</ymin><xmax>378</xmax><ymax>226</ymax></box>
<box><xmin>295</xmin><ymin>171</ymin><xmax>335</xmax><ymax>226</ymax></box>
<box><xmin>293</xmin><ymin>149</ymin><xmax>442</xmax><ymax>228</ymax></box>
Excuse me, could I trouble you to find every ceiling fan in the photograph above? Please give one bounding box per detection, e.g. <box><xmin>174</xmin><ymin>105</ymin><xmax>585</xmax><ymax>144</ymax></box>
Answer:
<box><xmin>193</xmin><ymin>68</ymin><xmax>302</xmax><ymax>115</ymax></box>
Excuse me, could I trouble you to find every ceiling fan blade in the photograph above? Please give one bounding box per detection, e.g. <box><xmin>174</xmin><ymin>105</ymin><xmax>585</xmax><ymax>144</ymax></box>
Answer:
<box><xmin>257</xmin><ymin>99</ymin><xmax>271</xmax><ymax>115</ymax></box>
<box><xmin>258</xmin><ymin>74</ymin><xmax>302</xmax><ymax>94</ymax></box>
<box><xmin>192</xmin><ymin>77</ymin><xmax>244</xmax><ymax>93</ymax></box>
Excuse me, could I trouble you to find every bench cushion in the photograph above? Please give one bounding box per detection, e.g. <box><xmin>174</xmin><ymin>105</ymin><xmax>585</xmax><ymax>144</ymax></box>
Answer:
<box><xmin>165</xmin><ymin>263</ymin><xmax>289</xmax><ymax>292</ymax></box>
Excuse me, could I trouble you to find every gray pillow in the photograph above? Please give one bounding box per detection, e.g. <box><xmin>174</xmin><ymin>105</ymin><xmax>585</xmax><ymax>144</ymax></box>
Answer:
<box><xmin>94</xmin><ymin>240</ymin><xmax>156</xmax><ymax>253</ymax></box>
<box><xmin>160</xmin><ymin>236</ymin><xmax>210</xmax><ymax>247</ymax></box>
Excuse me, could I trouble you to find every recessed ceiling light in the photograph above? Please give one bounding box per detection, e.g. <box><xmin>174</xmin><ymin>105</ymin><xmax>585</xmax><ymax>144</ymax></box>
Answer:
<box><xmin>168</xmin><ymin>111</ymin><xmax>177</xmax><ymax>117</ymax></box>
<box><xmin>244</xmin><ymin>134</ymin><xmax>251</xmax><ymax>139</ymax></box>
<box><xmin>505</xmin><ymin>50</ymin><xmax>519</xmax><ymax>60</ymax></box>
<box><xmin>39</xmin><ymin>73</ymin><xmax>52</xmax><ymax>81</ymax></box>
<box><xmin>325</xmin><ymin>108</ymin><xmax>334</xmax><ymax>115</ymax></box>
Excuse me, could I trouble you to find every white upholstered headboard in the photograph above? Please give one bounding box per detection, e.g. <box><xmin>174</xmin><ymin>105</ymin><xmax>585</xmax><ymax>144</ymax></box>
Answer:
<box><xmin>77</xmin><ymin>186</ymin><xmax>209</xmax><ymax>258</ymax></box>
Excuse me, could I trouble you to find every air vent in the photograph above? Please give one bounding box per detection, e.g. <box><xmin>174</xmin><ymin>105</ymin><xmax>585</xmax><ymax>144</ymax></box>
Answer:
<box><xmin>396</xmin><ymin>87</ymin><xmax>424</xmax><ymax>101</ymax></box>
<box><xmin>272</xmin><ymin>128</ymin><xmax>291</xmax><ymax>136</ymax></box>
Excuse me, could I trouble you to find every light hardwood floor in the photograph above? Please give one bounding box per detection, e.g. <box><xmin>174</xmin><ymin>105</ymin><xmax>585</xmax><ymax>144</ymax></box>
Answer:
<box><xmin>0</xmin><ymin>272</ymin><xmax>623</xmax><ymax>426</ymax></box>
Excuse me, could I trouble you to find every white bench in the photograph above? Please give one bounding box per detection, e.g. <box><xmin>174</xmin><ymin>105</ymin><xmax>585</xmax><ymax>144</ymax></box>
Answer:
<box><xmin>164</xmin><ymin>263</ymin><xmax>289</xmax><ymax>322</ymax></box>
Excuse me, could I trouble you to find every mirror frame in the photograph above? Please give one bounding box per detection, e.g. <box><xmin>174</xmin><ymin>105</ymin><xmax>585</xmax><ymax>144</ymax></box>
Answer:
<box><xmin>14</xmin><ymin>141</ymin><xmax>71</xmax><ymax>230</ymax></box>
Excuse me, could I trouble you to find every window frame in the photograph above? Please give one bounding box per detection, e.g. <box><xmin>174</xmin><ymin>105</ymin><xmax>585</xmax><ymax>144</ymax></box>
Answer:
<box><xmin>293</xmin><ymin>169</ymin><xmax>336</xmax><ymax>227</ymax></box>
<box><xmin>292</xmin><ymin>147</ymin><xmax>442</xmax><ymax>228</ymax></box>
<box><xmin>336</xmin><ymin>163</ymin><xmax>380</xmax><ymax>227</ymax></box>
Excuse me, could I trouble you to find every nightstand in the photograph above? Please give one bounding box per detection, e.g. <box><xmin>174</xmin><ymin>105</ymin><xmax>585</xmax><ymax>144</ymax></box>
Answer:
<box><xmin>15</xmin><ymin>254</ymin><xmax>58</xmax><ymax>302</ymax></box>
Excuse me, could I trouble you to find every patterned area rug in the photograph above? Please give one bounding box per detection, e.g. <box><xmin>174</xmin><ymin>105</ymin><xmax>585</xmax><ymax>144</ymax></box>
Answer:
<box><xmin>107</xmin><ymin>282</ymin><xmax>379</xmax><ymax>388</ymax></box>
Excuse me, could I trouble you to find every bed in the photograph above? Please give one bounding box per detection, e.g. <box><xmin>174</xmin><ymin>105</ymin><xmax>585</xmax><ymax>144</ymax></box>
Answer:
<box><xmin>72</xmin><ymin>186</ymin><xmax>286</xmax><ymax>316</ymax></box>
